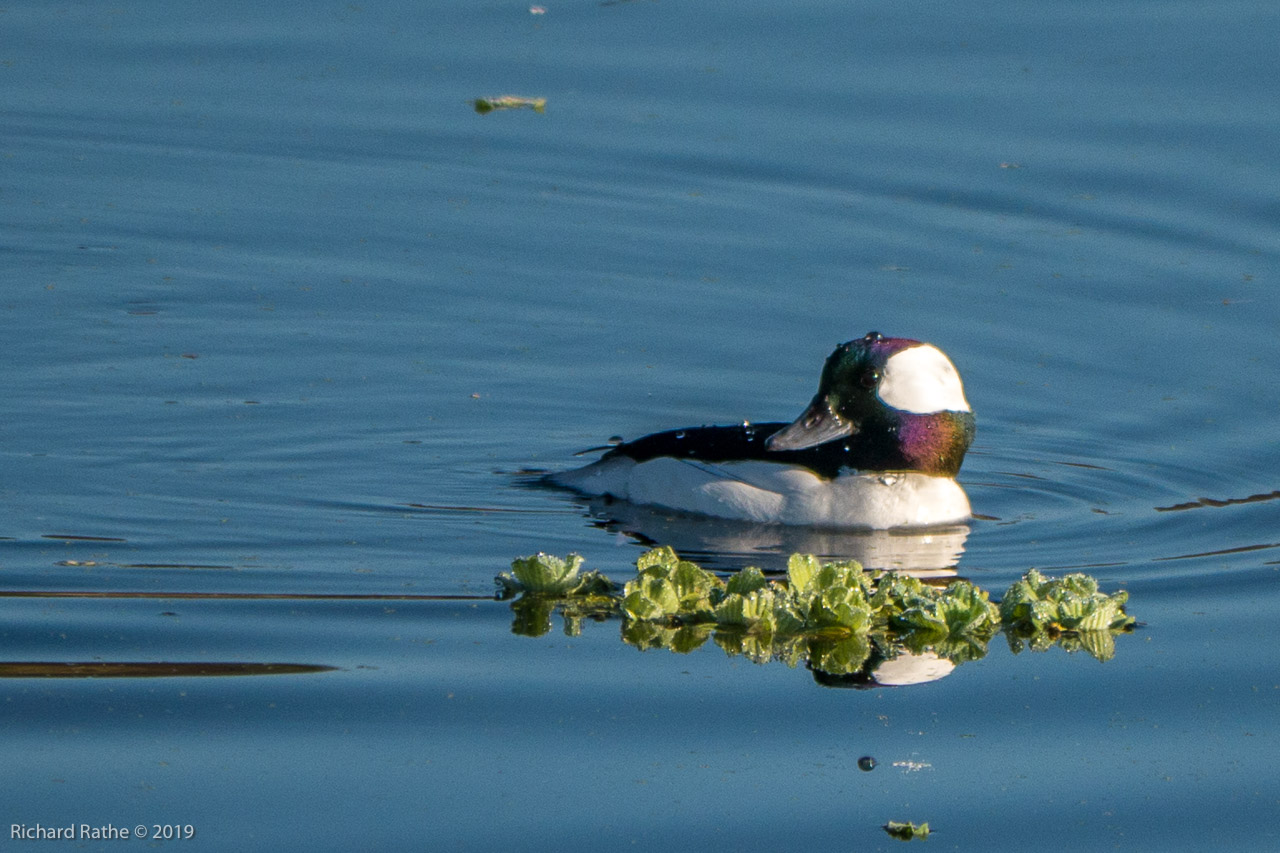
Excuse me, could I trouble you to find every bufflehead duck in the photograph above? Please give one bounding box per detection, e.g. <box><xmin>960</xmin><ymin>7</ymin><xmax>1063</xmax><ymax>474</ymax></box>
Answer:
<box><xmin>547</xmin><ymin>332</ymin><xmax>975</xmax><ymax>529</ymax></box>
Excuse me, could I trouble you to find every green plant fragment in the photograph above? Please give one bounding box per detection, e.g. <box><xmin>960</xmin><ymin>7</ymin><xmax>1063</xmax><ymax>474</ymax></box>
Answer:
<box><xmin>883</xmin><ymin>820</ymin><xmax>930</xmax><ymax>840</ymax></box>
<box><xmin>474</xmin><ymin>95</ymin><xmax>547</xmax><ymax>114</ymax></box>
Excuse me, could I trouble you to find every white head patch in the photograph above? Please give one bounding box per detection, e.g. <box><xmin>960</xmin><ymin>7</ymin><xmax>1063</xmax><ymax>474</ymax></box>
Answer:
<box><xmin>878</xmin><ymin>344</ymin><xmax>970</xmax><ymax>414</ymax></box>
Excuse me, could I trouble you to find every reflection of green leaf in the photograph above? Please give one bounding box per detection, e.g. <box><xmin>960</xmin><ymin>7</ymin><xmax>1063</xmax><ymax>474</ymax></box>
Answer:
<box><xmin>509</xmin><ymin>597</ymin><xmax>557</xmax><ymax>637</ymax></box>
<box><xmin>621</xmin><ymin>619</ymin><xmax>671</xmax><ymax>651</ymax></box>
<box><xmin>669</xmin><ymin>624</ymin><xmax>714</xmax><ymax>654</ymax></box>
<box><xmin>808</xmin><ymin>634</ymin><xmax>871</xmax><ymax>675</ymax></box>
<box><xmin>1072</xmin><ymin>629</ymin><xmax>1117</xmax><ymax>661</ymax></box>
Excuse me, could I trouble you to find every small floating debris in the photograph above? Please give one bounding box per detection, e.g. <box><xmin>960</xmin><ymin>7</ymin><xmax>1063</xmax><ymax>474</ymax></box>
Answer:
<box><xmin>529</xmin><ymin>5</ymin><xmax>546</xmax><ymax>13</ymax></box>
<box><xmin>474</xmin><ymin>95</ymin><xmax>546</xmax><ymax>114</ymax></box>
<box><xmin>883</xmin><ymin>820</ymin><xmax>930</xmax><ymax>841</ymax></box>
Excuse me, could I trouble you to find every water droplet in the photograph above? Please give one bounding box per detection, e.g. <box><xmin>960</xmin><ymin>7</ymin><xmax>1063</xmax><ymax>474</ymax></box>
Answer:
<box><xmin>675</xmin><ymin>431</ymin><xmax>686</xmax><ymax>439</ymax></box>
<box><xmin>858</xmin><ymin>756</ymin><xmax>876</xmax><ymax>772</ymax></box>
<box><xmin>607</xmin><ymin>435</ymin><xmax>623</xmax><ymax>445</ymax></box>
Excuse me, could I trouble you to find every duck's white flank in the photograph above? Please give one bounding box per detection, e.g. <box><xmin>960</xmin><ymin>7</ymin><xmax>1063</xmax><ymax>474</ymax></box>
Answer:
<box><xmin>549</xmin><ymin>456</ymin><xmax>971</xmax><ymax>529</ymax></box>
<box><xmin>878</xmin><ymin>345</ymin><xmax>970</xmax><ymax>414</ymax></box>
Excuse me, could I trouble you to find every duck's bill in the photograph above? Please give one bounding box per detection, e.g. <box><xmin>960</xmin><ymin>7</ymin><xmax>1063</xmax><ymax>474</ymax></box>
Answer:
<box><xmin>765</xmin><ymin>399</ymin><xmax>856</xmax><ymax>451</ymax></box>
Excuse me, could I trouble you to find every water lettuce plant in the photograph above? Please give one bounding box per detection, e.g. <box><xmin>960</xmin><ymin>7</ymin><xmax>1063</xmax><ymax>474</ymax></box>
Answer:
<box><xmin>499</xmin><ymin>552</ymin><xmax>613</xmax><ymax>597</ymax></box>
<box><xmin>999</xmin><ymin>568</ymin><xmax>1136</xmax><ymax>660</ymax></box>
<box><xmin>497</xmin><ymin>547</ymin><xmax>1135</xmax><ymax>677</ymax></box>
<box><xmin>497</xmin><ymin>553</ymin><xmax>616</xmax><ymax>637</ymax></box>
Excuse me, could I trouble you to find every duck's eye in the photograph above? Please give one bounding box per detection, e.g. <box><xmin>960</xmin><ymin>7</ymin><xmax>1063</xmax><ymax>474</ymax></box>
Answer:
<box><xmin>864</xmin><ymin>331</ymin><xmax>884</xmax><ymax>343</ymax></box>
<box><xmin>860</xmin><ymin>368</ymin><xmax>880</xmax><ymax>389</ymax></box>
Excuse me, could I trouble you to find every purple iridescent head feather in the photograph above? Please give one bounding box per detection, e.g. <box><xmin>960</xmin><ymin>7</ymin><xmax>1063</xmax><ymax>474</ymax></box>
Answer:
<box><xmin>766</xmin><ymin>331</ymin><xmax>974</xmax><ymax>476</ymax></box>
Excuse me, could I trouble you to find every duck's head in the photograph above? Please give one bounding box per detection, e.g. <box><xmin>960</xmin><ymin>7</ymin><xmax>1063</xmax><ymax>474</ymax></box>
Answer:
<box><xmin>766</xmin><ymin>332</ymin><xmax>974</xmax><ymax>476</ymax></box>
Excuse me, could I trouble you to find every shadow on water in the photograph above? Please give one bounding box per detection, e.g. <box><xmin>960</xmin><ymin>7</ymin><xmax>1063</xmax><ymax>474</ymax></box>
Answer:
<box><xmin>0</xmin><ymin>662</ymin><xmax>337</xmax><ymax>679</ymax></box>
<box><xmin>0</xmin><ymin>589</ymin><xmax>492</xmax><ymax>681</ymax></box>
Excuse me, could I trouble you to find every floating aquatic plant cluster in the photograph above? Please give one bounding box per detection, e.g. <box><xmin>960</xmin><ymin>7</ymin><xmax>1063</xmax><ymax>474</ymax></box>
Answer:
<box><xmin>999</xmin><ymin>568</ymin><xmax>1135</xmax><ymax>661</ymax></box>
<box><xmin>497</xmin><ymin>547</ymin><xmax>1135</xmax><ymax>674</ymax></box>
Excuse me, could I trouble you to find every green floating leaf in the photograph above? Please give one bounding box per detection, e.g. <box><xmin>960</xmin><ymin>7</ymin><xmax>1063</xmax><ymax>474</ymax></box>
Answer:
<box><xmin>499</xmin><ymin>552</ymin><xmax>616</xmax><ymax>598</ymax></box>
<box><xmin>869</xmin><ymin>572</ymin><xmax>930</xmax><ymax>625</ymax></box>
<box><xmin>725</xmin><ymin>565</ymin><xmax>769</xmax><ymax>596</ymax></box>
<box><xmin>713</xmin><ymin>587</ymin><xmax>778</xmax><ymax>632</ymax></box>
<box><xmin>622</xmin><ymin>575</ymin><xmax>681</xmax><ymax>621</ymax></box>
<box><xmin>894</xmin><ymin>580</ymin><xmax>999</xmax><ymax>642</ymax></box>
<box><xmin>884</xmin><ymin>820</ymin><xmax>930</xmax><ymax>841</ymax></box>
<box><xmin>670</xmin><ymin>560</ymin><xmax>725</xmax><ymax>614</ymax></box>
<box><xmin>623</xmin><ymin>547</ymin><xmax>725</xmax><ymax>621</ymax></box>
<box><xmin>637</xmin><ymin>545</ymin><xmax>680</xmax><ymax>573</ymax></box>
<box><xmin>500</xmin><ymin>552</ymin><xmax>579</xmax><ymax>594</ymax></box>
<box><xmin>785</xmin><ymin>553</ymin><xmax>821</xmax><ymax>595</ymax></box>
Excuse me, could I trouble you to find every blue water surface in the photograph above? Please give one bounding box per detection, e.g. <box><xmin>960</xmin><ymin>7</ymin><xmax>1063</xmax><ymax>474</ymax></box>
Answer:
<box><xmin>2</xmin><ymin>0</ymin><xmax>1278</xmax><ymax>850</ymax></box>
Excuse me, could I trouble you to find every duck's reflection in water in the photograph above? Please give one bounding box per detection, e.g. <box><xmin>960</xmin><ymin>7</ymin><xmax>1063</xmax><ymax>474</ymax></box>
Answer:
<box><xmin>811</xmin><ymin>649</ymin><xmax>955</xmax><ymax>689</ymax></box>
<box><xmin>578</xmin><ymin>496</ymin><xmax>970</xmax><ymax>578</ymax></box>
